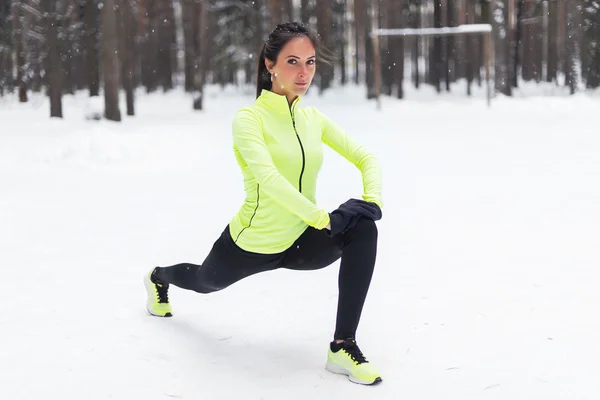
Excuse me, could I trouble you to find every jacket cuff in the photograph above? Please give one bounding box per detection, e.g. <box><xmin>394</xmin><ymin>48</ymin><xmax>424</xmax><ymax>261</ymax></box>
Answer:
<box><xmin>363</xmin><ymin>194</ymin><xmax>383</xmax><ymax>209</ymax></box>
<box><xmin>312</xmin><ymin>210</ymin><xmax>330</xmax><ymax>230</ymax></box>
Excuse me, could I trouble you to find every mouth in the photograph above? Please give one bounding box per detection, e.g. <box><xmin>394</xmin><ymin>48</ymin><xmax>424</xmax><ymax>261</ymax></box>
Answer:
<box><xmin>296</xmin><ymin>82</ymin><xmax>308</xmax><ymax>87</ymax></box>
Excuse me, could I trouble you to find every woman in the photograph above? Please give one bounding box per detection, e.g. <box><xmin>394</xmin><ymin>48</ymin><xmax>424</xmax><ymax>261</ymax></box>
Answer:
<box><xmin>144</xmin><ymin>22</ymin><xmax>384</xmax><ymax>385</ymax></box>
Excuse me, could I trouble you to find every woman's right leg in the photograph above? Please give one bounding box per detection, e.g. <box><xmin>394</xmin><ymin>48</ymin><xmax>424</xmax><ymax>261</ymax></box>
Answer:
<box><xmin>145</xmin><ymin>225</ymin><xmax>283</xmax><ymax>316</ymax></box>
<box><xmin>153</xmin><ymin>225</ymin><xmax>283</xmax><ymax>293</ymax></box>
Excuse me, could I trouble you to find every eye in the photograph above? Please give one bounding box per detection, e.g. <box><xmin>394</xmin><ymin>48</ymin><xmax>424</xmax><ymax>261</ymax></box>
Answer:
<box><xmin>287</xmin><ymin>59</ymin><xmax>297</xmax><ymax>65</ymax></box>
<box><xmin>307</xmin><ymin>59</ymin><xmax>315</xmax><ymax>65</ymax></box>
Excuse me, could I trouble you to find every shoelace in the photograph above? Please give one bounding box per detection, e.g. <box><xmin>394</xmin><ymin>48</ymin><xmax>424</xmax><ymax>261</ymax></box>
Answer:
<box><xmin>343</xmin><ymin>340</ymin><xmax>368</xmax><ymax>364</ymax></box>
<box><xmin>156</xmin><ymin>282</ymin><xmax>169</xmax><ymax>304</ymax></box>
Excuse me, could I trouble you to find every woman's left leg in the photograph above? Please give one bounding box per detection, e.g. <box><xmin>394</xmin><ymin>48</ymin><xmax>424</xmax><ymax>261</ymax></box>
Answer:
<box><xmin>281</xmin><ymin>217</ymin><xmax>381</xmax><ymax>385</ymax></box>
<box><xmin>280</xmin><ymin>217</ymin><xmax>379</xmax><ymax>340</ymax></box>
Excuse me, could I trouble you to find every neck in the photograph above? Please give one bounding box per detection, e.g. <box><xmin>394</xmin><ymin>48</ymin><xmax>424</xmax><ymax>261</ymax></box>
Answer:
<box><xmin>270</xmin><ymin>87</ymin><xmax>297</xmax><ymax>106</ymax></box>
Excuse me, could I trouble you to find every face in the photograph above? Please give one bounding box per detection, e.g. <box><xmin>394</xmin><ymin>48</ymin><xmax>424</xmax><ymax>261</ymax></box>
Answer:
<box><xmin>266</xmin><ymin>36</ymin><xmax>316</xmax><ymax>101</ymax></box>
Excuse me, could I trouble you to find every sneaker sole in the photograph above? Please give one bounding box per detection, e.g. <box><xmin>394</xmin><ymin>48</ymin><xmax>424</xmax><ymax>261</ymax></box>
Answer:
<box><xmin>325</xmin><ymin>361</ymin><xmax>382</xmax><ymax>385</ymax></box>
<box><xmin>144</xmin><ymin>274</ymin><xmax>173</xmax><ymax>318</ymax></box>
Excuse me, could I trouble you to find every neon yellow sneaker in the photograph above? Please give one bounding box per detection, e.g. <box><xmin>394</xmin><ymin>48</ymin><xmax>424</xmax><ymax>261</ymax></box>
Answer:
<box><xmin>325</xmin><ymin>339</ymin><xmax>382</xmax><ymax>385</ymax></box>
<box><xmin>144</xmin><ymin>269</ymin><xmax>172</xmax><ymax>317</ymax></box>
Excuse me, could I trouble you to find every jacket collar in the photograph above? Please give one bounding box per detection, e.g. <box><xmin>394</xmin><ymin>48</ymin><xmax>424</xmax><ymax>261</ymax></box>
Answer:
<box><xmin>256</xmin><ymin>89</ymin><xmax>301</xmax><ymax>116</ymax></box>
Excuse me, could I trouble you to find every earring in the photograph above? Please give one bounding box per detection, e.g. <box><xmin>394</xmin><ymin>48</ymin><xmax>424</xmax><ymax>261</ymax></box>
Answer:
<box><xmin>270</xmin><ymin>73</ymin><xmax>273</xmax><ymax>82</ymax></box>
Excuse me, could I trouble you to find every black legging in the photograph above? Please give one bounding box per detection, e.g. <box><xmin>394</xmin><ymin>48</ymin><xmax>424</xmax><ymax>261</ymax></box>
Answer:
<box><xmin>153</xmin><ymin>217</ymin><xmax>378</xmax><ymax>340</ymax></box>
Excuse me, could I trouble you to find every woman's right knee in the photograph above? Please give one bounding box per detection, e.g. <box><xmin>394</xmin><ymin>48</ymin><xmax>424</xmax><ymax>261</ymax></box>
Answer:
<box><xmin>192</xmin><ymin>266</ymin><xmax>240</xmax><ymax>293</ymax></box>
<box><xmin>192</xmin><ymin>273</ymin><xmax>225</xmax><ymax>294</ymax></box>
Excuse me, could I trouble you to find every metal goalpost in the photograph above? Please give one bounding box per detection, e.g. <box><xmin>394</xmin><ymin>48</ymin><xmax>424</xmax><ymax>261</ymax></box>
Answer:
<box><xmin>369</xmin><ymin>24</ymin><xmax>495</xmax><ymax>109</ymax></box>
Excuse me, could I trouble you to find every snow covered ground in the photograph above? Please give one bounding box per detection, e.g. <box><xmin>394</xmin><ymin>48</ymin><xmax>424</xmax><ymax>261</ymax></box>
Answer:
<box><xmin>1</xmin><ymin>84</ymin><xmax>599</xmax><ymax>400</ymax></box>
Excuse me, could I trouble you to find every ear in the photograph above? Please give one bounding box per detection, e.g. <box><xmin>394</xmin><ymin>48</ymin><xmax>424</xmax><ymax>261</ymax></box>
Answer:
<box><xmin>264</xmin><ymin>59</ymin><xmax>275</xmax><ymax>74</ymax></box>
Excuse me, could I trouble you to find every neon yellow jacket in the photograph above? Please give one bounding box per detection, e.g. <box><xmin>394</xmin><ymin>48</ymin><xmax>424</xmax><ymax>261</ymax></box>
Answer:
<box><xmin>229</xmin><ymin>89</ymin><xmax>382</xmax><ymax>254</ymax></box>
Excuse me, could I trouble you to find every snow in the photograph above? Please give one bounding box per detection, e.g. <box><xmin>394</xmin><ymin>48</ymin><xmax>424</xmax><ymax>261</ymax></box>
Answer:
<box><xmin>1</xmin><ymin>83</ymin><xmax>600</xmax><ymax>399</ymax></box>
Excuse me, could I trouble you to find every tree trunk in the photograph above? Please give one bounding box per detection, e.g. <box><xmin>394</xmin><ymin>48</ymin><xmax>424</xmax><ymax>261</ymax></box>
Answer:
<box><xmin>71</xmin><ymin>0</ymin><xmax>87</xmax><ymax>93</ymax></box>
<box><xmin>12</xmin><ymin>1</ymin><xmax>27</xmax><ymax>102</ymax></box>
<box><xmin>455</xmin><ymin>0</ymin><xmax>466</xmax><ymax>81</ymax></box>
<box><xmin>121</xmin><ymin>0</ymin><xmax>135</xmax><ymax>115</ymax></box>
<box><xmin>478</xmin><ymin>0</ymin><xmax>489</xmax><ymax>86</ymax></box>
<box><xmin>283</xmin><ymin>0</ymin><xmax>293</xmax><ymax>22</ymax></box>
<box><xmin>506</xmin><ymin>0</ymin><xmax>516</xmax><ymax>87</ymax></box>
<box><xmin>466</xmin><ymin>0</ymin><xmax>475</xmax><ymax>95</ymax></box>
<box><xmin>354</xmin><ymin>0</ymin><xmax>366</xmax><ymax>84</ymax></box>
<box><xmin>390</xmin><ymin>0</ymin><xmax>404</xmax><ymax>98</ymax></box>
<box><xmin>513</xmin><ymin>0</ymin><xmax>523</xmax><ymax>86</ymax></box>
<box><xmin>445</xmin><ymin>0</ymin><xmax>454</xmax><ymax>91</ymax></box>
<box><xmin>267</xmin><ymin>0</ymin><xmax>282</xmax><ymax>29</ymax></box>
<box><xmin>565</xmin><ymin>0</ymin><xmax>580</xmax><ymax>94</ymax></box>
<box><xmin>193</xmin><ymin>0</ymin><xmax>208</xmax><ymax>110</ymax></box>
<box><xmin>365</xmin><ymin>0</ymin><xmax>375</xmax><ymax>97</ymax></box>
<box><xmin>547</xmin><ymin>0</ymin><xmax>558</xmax><ymax>83</ymax></box>
<box><xmin>301</xmin><ymin>0</ymin><xmax>310</xmax><ymax>24</ymax></box>
<box><xmin>156</xmin><ymin>0</ymin><xmax>175</xmax><ymax>91</ymax></box>
<box><xmin>317</xmin><ymin>0</ymin><xmax>334</xmax><ymax>92</ymax></box>
<box><xmin>62</xmin><ymin>3</ymin><xmax>75</xmax><ymax>95</ymax></box>
<box><xmin>252</xmin><ymin>0</ymin><xmax>265</xmax><ymax>84</ymax></box>
<box><xmin>44</xmin><ymin>0</ymin><xmax>62</xmax><ymax>118</ymax></box>
<box><xmin>432</xmin><ymin>0</ymin><xmax>442</xmax><ymax>92</ymax></box>
<box><xmin>381</xmin><ymin>0</ymin><xmax>393</xmax><ymax>96</ymax></box>
<box><xmin>102</xmin><ymin>0</ymin><xmax>122</xmax><ymax>121</ymax></box>
<box><xmin>556</xmin><ymin>0</ymin><xmax>566</xmax><ymax>84</ymax></box>
<box><xmin>412</xmin><ymin>1</ymin><xmax>420</xmax><ymax>89</ymax></box>
<box><xmin>492</xmin><ymin>0</ymin><xmax>511</xmax><ymax>95</ymax></box>
<box><xmin>182</xmin><ymin>0</ymin><xmax>196</xmax><ymax>92</ymax></box>
<box><xmin>144</xmin><ymin>0</ymin><xmax>158</xmax><ymax>92</ymax></box>
<box><xmin>84</xmin><ymin>0</ymin><xmax>100</xmax><ymax>96</ymax></box>
<box><xmin>584</xmin><ymin>0</ymin><xmax>600</xmax><ymax>88</ymax></box>
<box><xmin>0</xmin><ymin>1</ymin><xmax>10</xmax><ymax>96</ymax></box>
<box><xmin>335</xmin><ymin>0</ymin><xmax>347</xmax><ymax>85</ymax></box>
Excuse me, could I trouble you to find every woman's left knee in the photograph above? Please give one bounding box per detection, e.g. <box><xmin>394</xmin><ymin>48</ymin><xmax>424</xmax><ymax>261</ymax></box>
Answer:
<box><xmin>352</xmin><ymin>217</ymin><xmax>378</xmax><ymax>238</ymax></box>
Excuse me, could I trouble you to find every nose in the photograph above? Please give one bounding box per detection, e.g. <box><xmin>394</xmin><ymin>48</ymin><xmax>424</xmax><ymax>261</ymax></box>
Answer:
<box><xmin>298</xmin><ymin>66</ymin><xmax>308</xmax><ymax>79</ymax></box>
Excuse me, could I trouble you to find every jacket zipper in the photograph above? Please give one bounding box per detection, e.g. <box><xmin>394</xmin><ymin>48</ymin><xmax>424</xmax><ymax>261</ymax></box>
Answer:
<box><xmin>290</xmin><ymin>104</ymin><xmax>305</xmax><ymax>193</ymax></box>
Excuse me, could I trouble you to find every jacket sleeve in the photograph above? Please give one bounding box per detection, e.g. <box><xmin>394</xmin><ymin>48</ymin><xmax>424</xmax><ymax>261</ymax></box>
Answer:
<box><xmin>316</xmin><ymin>108</ymin><xmax>383</xmax><ymax>208</ymax></box>
<box><xmin>232</xmin><ymin>108</ymin><xmax>330</xmax><ymax>229</ymax></box>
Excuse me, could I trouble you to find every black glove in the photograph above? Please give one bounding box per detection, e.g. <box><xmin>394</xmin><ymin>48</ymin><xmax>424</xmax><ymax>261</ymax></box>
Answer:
<box><xmin>327</xmin><ymin>198</ymin><xmax>382</xmax><ymax>237</ymax></box>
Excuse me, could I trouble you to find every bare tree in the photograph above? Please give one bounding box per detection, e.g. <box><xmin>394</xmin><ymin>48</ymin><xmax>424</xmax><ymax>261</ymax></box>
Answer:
<box><xmin>411</xmin><ymin>0</ymin><xmax>421</xmax><ymax>89</ymax></box>
<box><xmin>141</xmin><ymin>0</ymin><xmax>158</xmax><ymax>92</ymax></box>
<box><xmin>84</xmin><ymin>0</ymin><xmax>100</xmax><ymax>96</ymax></box>
<box><xmin>43</xmin><ymin>0</ymin><xmax>62</xmax><ymax>117</ymax></box>
<box><xmin>316</xmin><ymin>0</ymin><xmax>334</xmax><ymax>92</ymax></box>
<box><xmin>301</xmin><ymin>0</ymin><xmax>311</xmax><ymax>24</ymax></box>
<box><xmin>182</xmin><ymin>0</ymin><xmax>196</xmax><ymax>92</ymax></box>
<box><xmin>565</xmin><ymin>0</ymin><xmax>581</xmax><ymax>94</ymax></box>
<box><xmin>583</xmin><ymin>0</ymin><xmax>600</xmax><ymax>88</ymax></box>
<box><xmin>334</xmin><ymin>0</ymin><xmax>347</xmax><ymax>85</ymax></box>
<box><xmin>353</xmin><ymin>0</ymin><xmax>367</xmax><ymax>84</ymax></box>
<box><xmin>446</xmin><ymin>0</ymin><xmax>456</xmax><ymax>88</ymax></box>
<box><xmin>431</xmin><ymin>0</ymin><xmax>442</xmax><ymax>92</ymax></box>
<box><xmin>365</xmin><ymin>0</ymin><xmax>378</xmax><ymax>98</ymax></box>
<box><xmin>547</xmin><ymin>0</ymin><xmax>558</xmax><ymax>83</ymax></box>
<box><xmin>387</xmin><ymin>0</ymin><xmax>404</xmax><ymax>98</ymax></box>
<box><xmin>120</xmin><ymin>0</ymin><xmax>135</xmax><ymax>115</ymax></box>
<box><xmin>0</xmin><ymin>0</ymin><xmax>13</xmax><ymax>96</ymax></box>
<box><xmin>267</xmin><ymin>0</ymin><xmax>282</xmax><ymax>28</ymax></box>
<box><xmin>492</xmin><ymin>0</ymin><xmax>511</xmax><ymax>95</ymax></box>
<box><xmin>283</xmin><ymin>0</ymin><xmax>293</xmax><ymax>22</ymax></box>
<box><xmin>12</xmin><ymin>1</ymin><xmax>27</xmax><ymax>102</ymax></box>
<box><xmin>380</xmin><ymin>0</ymin><xmax>393</xmax><ymax>95</ymax></box>
<box><xmin>101</xmin><ymin>0</ymin><xmax>121</xmax><ymax>121</ymax></box>
<box><xmin>156</xmin><ymin>0</ymin><xmax>175</xmax><ymax>91</ymax></box>
<box><xmin>193</xmin><ymin>0</ymin><xmax>209</xmax><ymax>110</ymax></box>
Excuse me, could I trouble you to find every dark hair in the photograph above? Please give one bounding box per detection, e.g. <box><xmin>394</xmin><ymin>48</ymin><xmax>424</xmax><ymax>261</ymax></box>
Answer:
<box><xmin>256</xmin><ymin>22</ymin><xmax>333</xmax><ymax>98</ymax></box>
